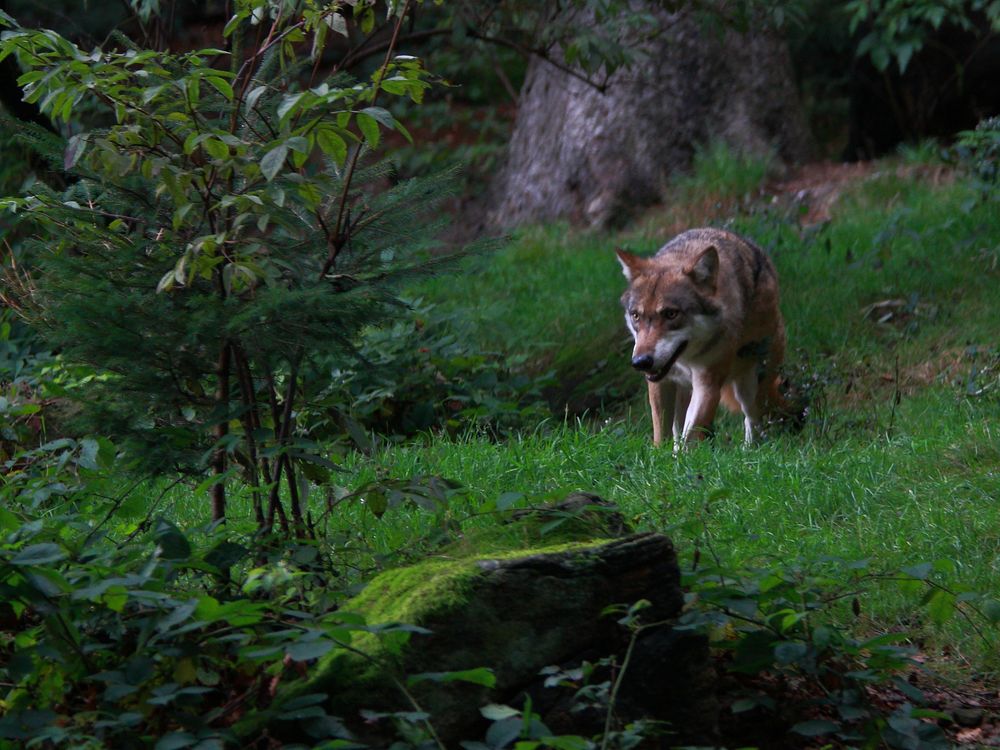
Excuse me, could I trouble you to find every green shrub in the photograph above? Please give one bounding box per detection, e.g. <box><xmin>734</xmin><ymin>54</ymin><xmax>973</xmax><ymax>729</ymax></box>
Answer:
<box><xmin>0</xmin><ymin>4</ymin><xmax>448</xmax><ymax>528</ymax></box>
<box><xmin>673</xmin><ymin>140</ymin><xmax>775</xmax><ymax>201</ymax></box>
<box><xmin>957</xmin><ymin>116</ymin><xmax>1000</xmax><ymax>198</ymax></box>
<box><xmin>306</xmin><ymin>300</ymin><xmax>552</xmax><ymax>443</ymax></box>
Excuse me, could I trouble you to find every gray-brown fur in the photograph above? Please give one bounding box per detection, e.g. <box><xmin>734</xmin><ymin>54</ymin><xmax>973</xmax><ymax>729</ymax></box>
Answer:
<box><xmin>616</xmin><ymin>228</ymin><xmax>788</xmax><ymax>446</ymax></box>
<box><xmin>651</xmin><ymin>228</ymin><xmax>781</xmax><ymax>356</ymax></box>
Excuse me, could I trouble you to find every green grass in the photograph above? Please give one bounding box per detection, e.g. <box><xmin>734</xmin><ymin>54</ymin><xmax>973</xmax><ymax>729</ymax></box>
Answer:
<box><xmin>411</xmin><ymin>169</ymin><xmax>1000</xmax><ymax>413</ymax></box>
<box><xmin>413</xmin><ymin>170</ymin><xmax>1000</xmax><ymax>668</ymax></box>
<box><xmin>674</xmin><ymin>138</ymin><xmax>775</xmax><ymax>200</ymax></box>
<box><xmin>160</xmin><ymin>164</ymin><xmax>1000</xmax><ymax>671</ymax></box>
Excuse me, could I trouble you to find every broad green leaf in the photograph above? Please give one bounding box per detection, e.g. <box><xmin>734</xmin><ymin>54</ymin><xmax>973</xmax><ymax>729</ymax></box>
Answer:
<box><xmin>286</xmin><ymin>640</ymin><xmax>334</xmax><ymax>662</ymax></box>
<box><xmin>203</xmin><ymin>541</ymin><xmax>248</xmax><ymax>570</ymax></box>
<box><xmin>223</xmin><ymin>11</ymin><xmax>249</xmax><ymax>37</ymax></box>
<box><xmin>311</xmin><ymin>18</ymin><xmax>328</xmax><ymax>62</ymax></box>
<box><xmin>79</xmin><ymin>438</ymin><xmax>101</xmax><ymax>469</ymax></box>
<box><xmin>480</xmin><ymin>704</ymin><xmax>520</xmax><ymax>721</ymax></box>
<box><xmin>277</xmin><ymin>92</ymin><xmax>303</xmax><ymax>122</ymax></box>
<box><xmin>326</xmin><ymin>11</ymin><xmax>348</xmax><ymax>37</ymax></box>
<box><xmin>932</xmin><ymin>558</ymin><xmax>956</xmax><ymax>574</ymax></box>
<box><xmin>142</xmin><ymin>84</ymin><xmax>165</xmax><ymax>104</ymax></box>
<box><xmin>366</xmin><ymin>490</ymin><xmax>387</xmax><ymax>518</ymax></box>
<box><xmin>359</xmin><ymin>6</ymin><xmax>375</xmax><ymax>33</ymax></box>
<box><xmin>791</xmin><ymin>719</ymin><xmax>839</xmax><ymax>736</ymax></box>
<box><xmin>926</xmin><ymin>588</ymin><xmax>956</xmax><ymax>624</ymax></box>
<box><xmin>495</xmin><ymin>491</ymin><xmax>522</xmax><ymax>512</ymax></box>
<box><xmin>909</xmin><ymin>708</ymin><xmax>952</xmax><ymax>720</ymax></box>
<box><xmin>154</xmin><ymin>518</ymin><xmax>191</xmax><ymax>560</ymax></box>
<box><xmin>359</xmin><ymin>106</ymin><xmax>395</xmax><ymax>128</ymax></box>
<box><xmin>25</xmin><ymin>568</ymin><xmax>69</xmax><ymax>598</ymax></box>
<box><xmin>0</xmin><ymin>508</ymin><xmax>19</xmax><ymax>532</ymax></box>
<box><xmin>316</xmin><ymin>127</ymin><xmax>347</xmax><ymax>165</ymax></box>
<box><xmin>538</xmin><ymin>737</ymin><xmax>590</xmax><ymax>750</ymax></box>
<box><xmin>871</xmin><ymin>45</ymin><xmax>890</xmax><ymax>71</ymax></box>
<box><xmin>773</xmin><ymin>640</ymin><xmax>808</xmax><ymax>665</ymax></box>
<box><xmin>196</xmin><ymin>597</ymin><xmax>265</xmax><ymax>627</ymax></box>
<box><xmin>203</xmin><ymin>138</ymin><xmax>229</xmax><ymax>160</ymax></box>
<box><xmin>393</xmin><ymin>118</ymin><xmax>413</xmax><ymax>143</ymax></box>
<box><xmin>11</xmin><ymin>543</ymin><xmax>66</xmax><ymax>566</ymax></box>
<box><xmin>896</xmin><ymin>42</ymin><xmax>915</xmax><ymax>73</ymax></box>
<box><xmin>299</xmin><ymin>461</ymin><xmax>331</xmax><ymax>485</ymax></box>
<box><xmin>260</xmin><ymin>144</ymin><xmax>288</xmax><ymax>182</ymax></box>
<box><xmin>155</xmin><ymin>599</ymin><xmax>199</xmax><ymax>633</ymax></box>
<box><xmin>356</xmin><ymin>112</ymin><xmax>380</xmax><ymax>149</ymax></box>
<box><xmin>204</xmin><ymin>76</ymin><xmax>234</xmax><ymax>101</ymax></box>
<box><xmin>183</xmin><ymin>132</ymin><xmax>208</xmax><ymax>155</ymax></box>
<box><xmin>102</xmin><ymin>584</ymin><xmax>128</xmax><ymax>613</ymax></box>
<box><xmin>982</xmin><ymin>598</ymin><xmax>1000</xmax><ymax>623</ymax></box>
<box><xmin>407</xmin><ymin>668</ymin><xmax>496</xmax><ymax>688</ymax></box>
<box><xmin>64</xmin><ymin>133</ymin><xmax>87</xmax><ymax>169</ymax></box>
<box><xmin>296</xmin><ymin>180</ymin><xmax>322</xmax><ymax>209</ymax></box>
<box><xmin>859</xmin><ymin>632</ymin><xmax>911</xmax><ymax>649</ymax></box>
<box><xmin>244</xmin><ymin>85</ymin><xmax>267</xmax><ymax>111</ymax></box>
<box><xmin>154</xmin><ymin>731</ymin><xmax>197</xmax><ymax>750</ymax></box>
<box><xmin>173</xmin><ymin>658</ymin><xmax>198</xmax><ymax>685</ymax></box>
<box><xmin>902</xmin><ymin>562</ymin><xmax>932</xmax><ymax>580</ymax></box>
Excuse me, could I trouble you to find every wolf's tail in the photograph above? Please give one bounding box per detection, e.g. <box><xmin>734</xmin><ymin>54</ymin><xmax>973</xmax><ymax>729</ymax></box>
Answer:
<box><xmin>720</xmin><ymin>383</ymin><xmax>741</xmax><ymax>413</ymax></box>
<box><xmin>721</xmin><ymin>375</ymin><xmax>807</xmax><ymax>430</ymax></box>
<box><xmin>763</xmin><ymin>374</ymin><xmax>808</xmax><ymax>430</ymax></box>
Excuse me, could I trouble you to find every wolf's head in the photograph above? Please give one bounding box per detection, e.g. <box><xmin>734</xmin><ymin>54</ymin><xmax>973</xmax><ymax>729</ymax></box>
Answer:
<box><xmin>616</xmin><ymin>246</ymin><xmax>722</xmax><ymax>382</ymax></box>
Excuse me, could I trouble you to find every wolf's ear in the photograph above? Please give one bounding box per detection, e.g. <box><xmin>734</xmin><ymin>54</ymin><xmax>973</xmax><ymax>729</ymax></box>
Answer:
<box><xmin>686</xmin><ymin>245</ymin><xmax>719</xmax><ymax>287</ymax></box>
<box><xmin>616</xmin><ymin>248</ymin><xmax>645</xmax><ymax>281</ymax></box>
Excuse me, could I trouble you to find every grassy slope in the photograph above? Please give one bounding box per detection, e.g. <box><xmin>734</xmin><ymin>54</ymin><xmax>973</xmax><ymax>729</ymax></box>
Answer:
<box><xmin>356</xmin><ymin>165</ymin><xmax>1000</xmax><ymax>669</ymax></box>
<box><xmin>160</xmin><ymin>160</ymin><xmax>999</xmax><ymax>670</ymax></box>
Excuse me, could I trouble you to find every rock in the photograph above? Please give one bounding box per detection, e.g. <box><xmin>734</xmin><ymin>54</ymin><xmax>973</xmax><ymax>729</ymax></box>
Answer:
<box><xmin>953</xmin><ymin>707</ymin><xmax>985</xmax><ymax>728</ymax></box>
<box><xmin>265</xmin><ymin>528</ymin><xmax>716</xmax><ymax>746</ymax></box>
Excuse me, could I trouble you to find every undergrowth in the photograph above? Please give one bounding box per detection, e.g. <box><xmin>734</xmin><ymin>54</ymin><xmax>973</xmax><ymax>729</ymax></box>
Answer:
<box><xmin>4</xmin><ymin>149</ymin><xmax>1000</xmax><ymax>748</ymax></box>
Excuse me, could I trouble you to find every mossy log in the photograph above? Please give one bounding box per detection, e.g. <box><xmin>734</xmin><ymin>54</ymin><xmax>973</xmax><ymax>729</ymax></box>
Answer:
<box><xmin>266</xmin><ymin>529</ymin><xmax>716</xmax><ymax>746</ymax></box>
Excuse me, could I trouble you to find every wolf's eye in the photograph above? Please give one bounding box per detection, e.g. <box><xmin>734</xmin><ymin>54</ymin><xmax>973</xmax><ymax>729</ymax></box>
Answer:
<box><xmin>661</xmin><ymin>308</ymin><xmax>680</xmax><ymax>320</ymax></box>
<box><xmin>630</xmin><ymin>310</ymin><xmax>640</xmax><ymax>322</ymax></box>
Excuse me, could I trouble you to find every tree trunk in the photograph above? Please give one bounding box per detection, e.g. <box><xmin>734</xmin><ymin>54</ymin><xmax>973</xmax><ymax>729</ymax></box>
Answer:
<box><xmin>485</xmin><ymin>7</ymin><xmax>814</xmax><ymax>229</ymax></box>
<box><xmin>211</xmin><ymin>344</ymin><xmax>231</xmax><ymax>522</ymax></box>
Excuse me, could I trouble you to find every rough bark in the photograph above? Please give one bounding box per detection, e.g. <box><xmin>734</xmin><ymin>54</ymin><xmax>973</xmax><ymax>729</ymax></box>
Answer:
<box><xmin>485</xmin><ymin>8</ymin><xmax>814</xmax><ymax>229</ymax></box>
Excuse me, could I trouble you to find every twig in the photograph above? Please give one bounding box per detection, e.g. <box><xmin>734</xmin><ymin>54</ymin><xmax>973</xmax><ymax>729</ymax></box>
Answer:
<box><xmin>887</xmin><ymin>353</ymin><xmax>901</xmax><ymax>436</ymax></box>
<box><xmin>122</xmin><ymin>475</ymin><xmax>189</xmax><ymax>543</ymax></box>
<box><xmin>81</xmin><ymin>476</ymin><xmax>148</xmax><ymax>547</ymax></box>
<box><xmin>325</xmin><ymin>0</ymin><xmax>413</xmax><ymax>280</ymax></box>
<box><xmin>601</xmin><ymin>624</ymin><xmax>639</xmax><ymax>750</ymax></box>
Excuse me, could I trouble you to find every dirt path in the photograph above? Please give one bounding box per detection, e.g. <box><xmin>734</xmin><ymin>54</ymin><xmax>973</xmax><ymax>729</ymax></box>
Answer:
<box><xmin>770</xmin><ymin>159</ymin><xmax>954</xmax><ymax>225</ymax></box>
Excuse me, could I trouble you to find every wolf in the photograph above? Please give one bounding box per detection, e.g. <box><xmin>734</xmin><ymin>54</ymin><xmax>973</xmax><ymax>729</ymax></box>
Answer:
<box><xmin>616</xmin><ymin>228</ymin><xmax>788</xmax><ymax>447</ymax></box>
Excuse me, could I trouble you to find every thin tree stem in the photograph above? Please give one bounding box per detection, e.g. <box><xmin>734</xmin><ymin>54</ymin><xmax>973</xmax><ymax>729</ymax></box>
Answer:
<box><xmin>232</xmin><ymin>343</ymin><xmax>265</xmax><ymax>528</ymax></box>
<box><xmin>211</xmin><ymin>342</ymin><xmax>232</xmax><ymax>522</ymax></box>
<box><xmin>323</xmin><ymin>0</ymin><xmax>412</xmax><ymax>280</ymax></box>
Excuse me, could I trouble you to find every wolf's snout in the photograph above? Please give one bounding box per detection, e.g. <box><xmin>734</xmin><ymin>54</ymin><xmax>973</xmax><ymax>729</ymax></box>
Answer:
<box><xmin>631</xmin><ymin>354</ymin><xmax>654</xmax><ymax>371</ymax></box>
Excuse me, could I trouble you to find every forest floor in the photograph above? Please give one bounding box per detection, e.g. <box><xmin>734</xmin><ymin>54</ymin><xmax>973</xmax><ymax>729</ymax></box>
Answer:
<box><xmin>407</xmin><ymin>157</ymin><xmax>1000</xmax><ymax>746</ymax></box>
<box><xmin>158</xmin><ymin>154</ymin><xmax>1000</xmax><ymax>746</ymax></box>
<box><xmin>741</xmin><ymin>156</ymin><xmax>1000</xmax><ymax>747</ymax></box>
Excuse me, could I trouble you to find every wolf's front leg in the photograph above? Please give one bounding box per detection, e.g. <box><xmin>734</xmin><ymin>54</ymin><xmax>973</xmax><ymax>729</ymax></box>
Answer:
<box><xmin>682</xmin><ymin>372</ymin><xmax>723</xmax><ymax>442</ymax></box>
<box><xmin>731</xmin><ymin>367</ymin><xmax>762</xmax><ymax>444</ymax></box>
<box><xmin>672</xmin><ymin>385</ymin><xmax>691</xmax><ymax>451</ymax></box>
<box><xmin>647</xmin><ymin>379</ymin><xmax>676</xmax><ymax>447</ymax></box>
